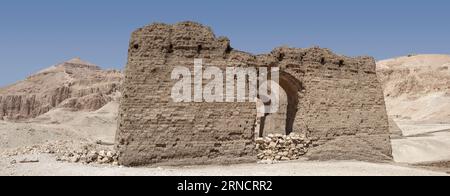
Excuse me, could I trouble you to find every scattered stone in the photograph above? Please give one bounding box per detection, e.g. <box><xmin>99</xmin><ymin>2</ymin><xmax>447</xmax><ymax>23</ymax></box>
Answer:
<box><xmin>96</xmin><ymin>140</ymin><xmax>115</xmax><ymax>146</ymax></box>
<box><xmin>70</xmin><ymin>155</ymin><xmax>80</xmax><ymax>163</ymax></box>
<box><xmin>10</xmin><ymin>160</ymin><xmax>16</xmax><ymax>165</ymax></box>
<box><xmin>57</xmin><ymin>148</ymin><xmax>119</xmax><ymax>165</ymax></box>
<box><xmin>19</xmin><ymin>158</ymin><xmax>39</xmax><ymax>163</ymax></box>
<box><xmin>256</xmin><ymin>133</ymin><xmax>311</xmax><ymax>162</ymax></box>
<box><xmin>0</xmin><ymin>140</ymin><xmax>120</xmax><ymax>166</ymax></box>
<box><xmin>255</xmin><ymin>138</ymin><xmax>265</xmax><ymax>144</ymax></box>
<box><xmin>257</xmin><ymin>160</ymin><xmax>278</xmax><ymax>165</ymax></box>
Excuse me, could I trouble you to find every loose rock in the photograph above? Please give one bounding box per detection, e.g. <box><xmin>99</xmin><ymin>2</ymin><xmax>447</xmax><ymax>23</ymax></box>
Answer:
<box><xmin>256</xmin><ymin>133</ymin><xmax>311</xmax><ymax>161</ymax></box>
<box><xmin>0</xmin><ymin>140</ymin><xmax>119</xmax><ymax>166</ymax></box>
<box><xmin>19</xmin><ymin>158</ymin><xmax>39</xmax><ymax>163</ymax></box>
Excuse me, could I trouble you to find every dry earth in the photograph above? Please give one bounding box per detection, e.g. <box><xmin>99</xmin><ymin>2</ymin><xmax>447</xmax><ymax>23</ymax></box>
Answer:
<box><xmin>1</xmin><ymin>154</ymin><xmax>446</xmax><ymax>176</ymax></box>
<box><xmin>1</xmin><ymin>102</ymin><xmax>445</xmax><ymax>176</ymax></box>
<box><xmin>0</xmin><ymin>101</ymin><xmax>118</xmax><ymax>149</ymax></box>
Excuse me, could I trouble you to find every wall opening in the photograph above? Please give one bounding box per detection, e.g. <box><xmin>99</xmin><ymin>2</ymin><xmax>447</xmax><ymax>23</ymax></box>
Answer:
<box><xmin>256</xmin><ymin>71</ymin><xmax>302</xmax><ymax>137</ymax></box>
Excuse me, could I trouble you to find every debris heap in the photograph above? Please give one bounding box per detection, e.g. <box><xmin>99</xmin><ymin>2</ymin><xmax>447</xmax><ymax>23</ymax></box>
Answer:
<box><xmin>256</xmin><ymin>133</ymin><xmax>311</xmax><ymax>161</ymax></box>
<box><xmin>57</xmin><ymin>149</ymin><xmax>119</xmax><ymax>165</ymax></box>
<box><xmin>1</xmin><ymin>140</ymin><xmax>119</xmax><ymax>165</ymax></box>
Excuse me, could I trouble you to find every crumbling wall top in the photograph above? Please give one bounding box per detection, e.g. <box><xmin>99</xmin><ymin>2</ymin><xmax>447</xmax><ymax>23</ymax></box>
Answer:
<box><xmin>129</xmin><ymin>21</ymin><xmax>231</xmax><ymax>59</ymax></box>
<box><xmin>129</xmin><ymin>21</ymin><xmax>376</xmax><ymax>73</ymax></box>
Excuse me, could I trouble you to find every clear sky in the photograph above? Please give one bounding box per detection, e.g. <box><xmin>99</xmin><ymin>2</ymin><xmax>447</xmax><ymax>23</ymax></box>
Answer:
<box><xmin>1</xmin><ymin>0</ymin><xmax>449</xmax><ymax>86</ymax></box>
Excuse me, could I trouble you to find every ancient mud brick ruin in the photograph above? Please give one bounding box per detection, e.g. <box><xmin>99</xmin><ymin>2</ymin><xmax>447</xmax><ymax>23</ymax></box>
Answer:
<box><xmin>116</xmin><ymin>22</ymin><xmax>392</xmax><ymax>166</ymax></box>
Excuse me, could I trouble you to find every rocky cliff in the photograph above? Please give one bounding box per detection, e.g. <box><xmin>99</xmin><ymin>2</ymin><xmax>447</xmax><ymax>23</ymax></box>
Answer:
<box><xmin>0</xmin><ymin>58</ymin><xmax>123</xmax><ymax>120</ymax></box>
<box><xmin>377</xmin><ymin>54</ymin><xmax>450</xmax><ymax>123</ymax></box>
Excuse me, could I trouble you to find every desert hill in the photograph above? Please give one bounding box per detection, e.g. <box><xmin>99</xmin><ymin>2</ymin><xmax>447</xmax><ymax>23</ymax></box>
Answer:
<box><xmin>378</xmin><ymin>54</ymin><xmax>450</xmax><ymax>164</ymax></box>
<box><xmin>377</xmin><ymin>54</ymin><xmax>450</xmax><ymax>123</ymax></box>
<box><xmin>0</xmin><ymin>58</ymin><xmax>123</xmax><ymax>120</ymax></box>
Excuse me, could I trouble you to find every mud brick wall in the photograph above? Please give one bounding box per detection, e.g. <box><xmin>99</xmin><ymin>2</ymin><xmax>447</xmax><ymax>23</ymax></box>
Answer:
<box><xmin>116</xmin><ymin>22</ymin><xmax>392</xmax><ymax>166</ymax></box>
<box><xmin>116</xmin><ymin>22</ymin><xmax>258</xmax><ymax>166</ymax></box>
<box><xmin>273</xmin><ymin>48</ymin><xmax>392</xmax><ymax>161</ymax></box>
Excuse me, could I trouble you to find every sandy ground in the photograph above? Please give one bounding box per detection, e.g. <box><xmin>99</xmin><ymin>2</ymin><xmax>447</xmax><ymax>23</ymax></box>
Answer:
<box><xmin>0</xmin><ymin>102</ymin><xmax>118</xmax><ymax>149</ymax></box>
<box><xmin>391</xmin><ymin>121</ymin><xmax>450</xmax><ymax>163</ymax></box>
<box><xmin>385</xmin><ymin>93</ymin><xmax>450</xmax><ymax>123</ymax></box>
<box><xmin>1</xmin><ymin>101</ymin><xmax>449</xmax><ymax>176</ymax></box>
<box><xmin>0</xmin><ymin>154</ymin><xmax>447</xmax><ymax>176</ymax></box>
<box><xmin>1</xmin><ymin>119</ymin><xmax>449</xmax><ymax>176</ymax></box>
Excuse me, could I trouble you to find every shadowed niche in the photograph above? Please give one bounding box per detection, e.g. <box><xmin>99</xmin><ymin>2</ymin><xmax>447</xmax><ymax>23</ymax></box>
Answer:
<box><xmin>257</xmin><ymin>71</ymin><xmax>303</xmax><ymax>137</ymax></box>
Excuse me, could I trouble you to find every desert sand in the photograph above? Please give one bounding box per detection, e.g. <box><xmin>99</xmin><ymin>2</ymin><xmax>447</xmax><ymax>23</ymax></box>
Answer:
<box><xmin>2</xmin><ymin>101</ymin><xmax>446</xmax><ymax>176</ymax></box>
<box><xmin>378</xmin><ymin>54</ymin><xmax>450</xmax><ymax>123</ymax></box>
<box><xmin>1</xmin><ymin>154</ymin><xmax>446</xmax><ymax>176</ymax></box>
<box><xmin>380</xmin><ymin>54</ymin><xmax>450</xmax><ymax>169</ymax></box>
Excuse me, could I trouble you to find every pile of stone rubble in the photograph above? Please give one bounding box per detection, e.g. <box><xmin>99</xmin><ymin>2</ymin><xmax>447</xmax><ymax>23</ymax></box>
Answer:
<box><xmin>1</xmin><ymin>141</ymin><xmax>80</xmax><ymax>157</ymax></box>
<box><xmin>1</xmin><ymin>140</ymin><xmax>119</xmax><ymax>165</ymax></box>
<box><xmin>57</xmin><ymin>149</ymin><xmax>119</xmax><ymax>165</ymax></box>
<box><xmin>256</xmin><ymin>133</ymin><xmax>311</xmax><ymax>162</ymax></box>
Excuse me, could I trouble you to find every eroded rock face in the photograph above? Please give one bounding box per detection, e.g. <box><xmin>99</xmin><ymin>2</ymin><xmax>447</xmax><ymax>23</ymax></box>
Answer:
<box><xmin>117</xmin><ymin>21</ymin><xmax>392</xmax><ymax>166</ymax></box>
<box><xmin>0</xmin><ymin>58</ymin><xmax>123</xmax><ymax>120</ymax></box>
<box><xmin>377</xmin><ymin>55</ymin><xmax>450</xmax><ymax>123</ymax></box>
<box><xmin>377</xmin><ymin>55</ymin><xmax>450</xmax><ymax>98</ymax></box>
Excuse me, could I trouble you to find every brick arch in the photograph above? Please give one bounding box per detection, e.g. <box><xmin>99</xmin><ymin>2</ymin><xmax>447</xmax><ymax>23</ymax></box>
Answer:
<box><xmin>257</xmin><ymin>71</ymin><xmax>304</xmax><ymax>137</ymax></box>
<box><xmin>279</xmin><ymin>71</ymin><xmax>303</xmax><ymax>134</ymax></box>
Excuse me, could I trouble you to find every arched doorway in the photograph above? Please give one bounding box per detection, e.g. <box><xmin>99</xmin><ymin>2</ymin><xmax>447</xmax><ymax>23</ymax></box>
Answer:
<box><xmin>256</xmin><ymin>71</ymin><xmax>302</xmax><ymax>137</ymax></box>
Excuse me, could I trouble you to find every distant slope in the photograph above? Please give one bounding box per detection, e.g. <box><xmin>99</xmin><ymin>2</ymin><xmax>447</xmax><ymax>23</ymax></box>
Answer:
<box><xmin>0</xmin><ymin>58</ymin><xmax>123</xmax><ymax>120</ymax></box>
<box><xmin>377</xmin><ymin>54</ymin><xmax>450</xmax><ymax>123</ymax></box>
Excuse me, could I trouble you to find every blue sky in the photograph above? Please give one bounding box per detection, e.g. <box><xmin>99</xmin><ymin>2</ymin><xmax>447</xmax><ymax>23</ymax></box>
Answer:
<box><xmin>1</xmin><ymin>0</ymin><xmax>449</xmax><ymax>86</ymax></box>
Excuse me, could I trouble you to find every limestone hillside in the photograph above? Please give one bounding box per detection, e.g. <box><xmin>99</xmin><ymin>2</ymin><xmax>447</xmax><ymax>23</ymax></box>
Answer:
<box><xmin>0</xmin><ymin>58</ymin><xmax>123</xmax><ymax>120</ymax></box>
<box><xmin>377</xmin><ymin>54</ymin><xmax>450</xmax><ymax>123</ymax></box>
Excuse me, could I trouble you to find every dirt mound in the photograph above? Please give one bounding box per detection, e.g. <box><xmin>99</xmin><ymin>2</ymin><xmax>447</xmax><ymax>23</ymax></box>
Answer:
<box><xmin>377</xmin><ymin>54</ymin><xmax>450</xmax><ymax>123</ymax></box>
